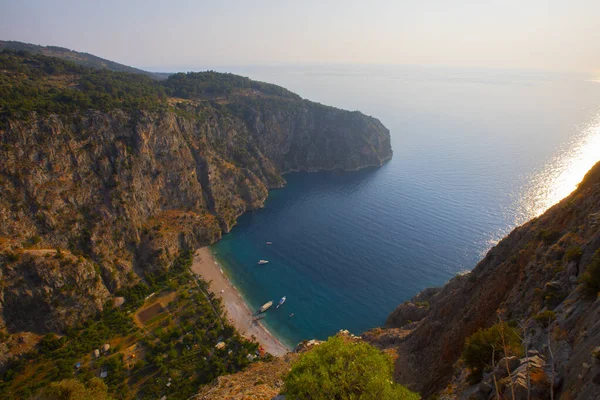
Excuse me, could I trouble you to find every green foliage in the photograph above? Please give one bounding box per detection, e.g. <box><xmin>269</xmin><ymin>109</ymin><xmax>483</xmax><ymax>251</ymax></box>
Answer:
<box><xmin>565</xmin><ymin>246</ymin><xmax>583</xmax><ymax>262</ymax></box>
<box><xmin>0</xmin><ymin>50</ymin><xmax>165</xmax><ymax>123</ymax></box>
<box><xmin>0</xmin><ymin>51</ymin><xmax>303</xmax><ymax>128</ymax></box>
<box><xmin>284</xmin><ymin>336</ymin><xmax>419</xmax><ymax>400</ymax></box>
<box><xmin>461</xmin><ymin>322</ymin><xmax>523</xmax><ymax>382</ymax></box>
<box><xmin>533</xmin><ymin>310</ymin><xmax>556</xmax><ymax>328</ymax></box>
<box><xmin>580</xmin><ymin>250</ymin><xmax>600</xmax><ymax>298</ymax></box>
<box><xmin>163</xmin><ymin>71</ymin><xmax>300</xmax><ymax>100</ymax></box>
<box><xmin>538</xmin><ymin>229</ymin><xmax>561</xmax><ymax>245</ymax></box>
<box><xmin>37</xmin><ymin>378</ymin><xmax>112</xmax><ymax>400</ymax></box>
<box><xmin>116</xmin><ymin>282</ymin><xmax>151</xmax><ymax>310</ymax></box>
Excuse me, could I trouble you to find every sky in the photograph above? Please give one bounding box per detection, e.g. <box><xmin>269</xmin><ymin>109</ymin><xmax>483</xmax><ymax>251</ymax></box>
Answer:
<box><xmin>1</xmin><ymin>0</ymin><xmax>599</xmax><ymax>73</ymax></box>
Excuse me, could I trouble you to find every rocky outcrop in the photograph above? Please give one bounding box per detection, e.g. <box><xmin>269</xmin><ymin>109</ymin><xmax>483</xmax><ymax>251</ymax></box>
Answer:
<box><xmin>367</xmin><ymin>161</ymin><xmax>600</xmax><ymax>399</ymax></box>
<box><xmin>0</xmin><ymin>250</ymin><xmax>110</xmax><ymax>333</ymax></box>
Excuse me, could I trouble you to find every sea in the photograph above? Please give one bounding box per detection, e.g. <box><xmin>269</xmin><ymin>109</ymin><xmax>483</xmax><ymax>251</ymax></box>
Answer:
<box><xmin>205</xmin><ymin>65</ymin><xmax>600</xmax><ymax>348</ymax></box>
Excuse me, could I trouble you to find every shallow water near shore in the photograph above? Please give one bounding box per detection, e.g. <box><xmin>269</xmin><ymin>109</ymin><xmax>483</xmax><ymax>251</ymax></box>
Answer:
<box><xmin>210</xmin><ymin>65</ymin><xmax>600</xmax><ymax>347</ymax></box>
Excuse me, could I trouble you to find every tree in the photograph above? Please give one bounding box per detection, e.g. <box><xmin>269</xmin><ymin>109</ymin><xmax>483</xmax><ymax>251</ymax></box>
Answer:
<box><xmin>461</xmin><ymin>322</ymin><xmax>523</xmax><ymax>381</ymax></box>
<box><xmin>284</xmin><ymin>335</ymin><xmax>419</xmax><ymax>400</ymax></box>
<box><xmin>36</xmin><ymin>378</ymin><xmax>112</xmax><ymax>400</ymax></box>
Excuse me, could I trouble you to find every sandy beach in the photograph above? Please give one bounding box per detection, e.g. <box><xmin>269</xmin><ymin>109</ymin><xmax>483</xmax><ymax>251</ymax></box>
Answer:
<box><xmin>190</xmin><ymin>247</ymin><xmax>290</xmax><ymax>357</ymax></box>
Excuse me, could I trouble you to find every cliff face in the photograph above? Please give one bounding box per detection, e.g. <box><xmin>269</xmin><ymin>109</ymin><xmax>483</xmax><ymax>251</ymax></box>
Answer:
<box><xmin>366</xmin><ymin>161</ymin><xmax>600</xmax><ymax>399</ymax></box>
<box><xmin>0</xmin><ymin>57</ymin><xmax>392</xmax><ymax>335</ymax></box>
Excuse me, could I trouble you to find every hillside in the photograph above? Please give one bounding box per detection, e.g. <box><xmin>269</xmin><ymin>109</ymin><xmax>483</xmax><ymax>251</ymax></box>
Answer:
<box><xmin>364</xmin><ymin>161</ymin><xmax>600</xmax><ymax>399</ymax></box>
<box><xmin>0</xmin><ymin>49</ymin><xmax>392</xmax><ymax>398</ymax></box>
<box><xmin>0</xmin><ymin>40</ymin><xmax>169</xmax><ymax>80</ymax></box>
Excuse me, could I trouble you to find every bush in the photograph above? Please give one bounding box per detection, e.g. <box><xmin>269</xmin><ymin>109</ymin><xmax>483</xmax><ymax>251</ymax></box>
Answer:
<box><xmin>283</xmin><ymin>335</ymin><xmax>419</xmax><ymax>400</ymax></box>
<box><xmin>37</xmin><ymin>378</ymin><xmax>112</xmax><ymax>399</ymax></box>
<box><xmin>538</xmin><ymin>229</ymin><xmax>561</xmax><ymax>245</ymax></box>
<box><xmin>462</xmin><ymin>322</ymin><xmax>523</xmax><ymax>382</ymax></box>
<box><xmin>533</xmin><ymin>310</ymin><xmax>556</xmax><ymax>328</ymax></box>
<box><xmin>580</xmin><ymin>250</ymin><xmax>600</xmax><ymax>298</ymax></box>
<box><xmin>565</xmin><ymin>246</ymin><xmax>583</xmax><ymax>262</ymax></box>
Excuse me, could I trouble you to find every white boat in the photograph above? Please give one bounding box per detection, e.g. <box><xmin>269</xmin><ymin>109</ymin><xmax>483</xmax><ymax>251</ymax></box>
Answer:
<box><xmin>276</xmin><ymin>296</ymin><xmax>286</xmax><ymax>308</ymax></box>
<box><xmin>258</xmin><ymin>260</ymin><xmax>269</xmax><ymax>265</ymax></box>
<box><xmin>258</xmin><ymin>301</ymin><xmax>273</xmax><ymax>313</ymax></box>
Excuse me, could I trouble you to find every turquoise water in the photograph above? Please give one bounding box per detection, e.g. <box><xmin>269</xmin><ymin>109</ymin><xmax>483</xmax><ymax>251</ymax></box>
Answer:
<box><xmin>210</xmin><ymin>65</ymin><xmax>600</xmax><ymax>348</ymax></box>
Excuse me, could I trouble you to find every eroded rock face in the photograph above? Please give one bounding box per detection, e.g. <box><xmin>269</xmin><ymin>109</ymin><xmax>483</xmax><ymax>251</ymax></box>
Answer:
<box><xmin>0</xmin><ymin>250</ymin><xmax>109</xmax><ymax>333</ymax></box>
<box><xmin>368</xmin><ymin>161</ymin><xmax>600</xmax><ymax>399</ymax></box>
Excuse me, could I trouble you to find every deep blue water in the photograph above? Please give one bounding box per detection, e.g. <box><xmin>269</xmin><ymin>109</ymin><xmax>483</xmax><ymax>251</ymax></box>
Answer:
<box><xmin>210</xmin><ymin>65</ymin><xmax>600</xmax><ymax>348</ymax></box>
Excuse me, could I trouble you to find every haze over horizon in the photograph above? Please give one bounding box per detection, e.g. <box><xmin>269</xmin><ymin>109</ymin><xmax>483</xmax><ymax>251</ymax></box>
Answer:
<box><xmin>2</xmin><ymin>0</ymin><xmax>599</xmax><ymax>74</ymax></box>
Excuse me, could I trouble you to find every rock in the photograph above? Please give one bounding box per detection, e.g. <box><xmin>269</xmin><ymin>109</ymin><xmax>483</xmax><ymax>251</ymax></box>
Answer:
<box><xmin>566</xmin><ymin>261</ymin><xmax>579</xmax><ymax>277</ymax></box>
<box><xmin>493</xmin><ymin>356</ymin><xmax>521</xmax><ymax>379</ymax></box>
<box><xmin>386</xmin><ymin>301</ymin><xmax>429</xmax><ymax>327</ymax></box>
<box><xmin>112</xmin><ymin>297</ymin><xmax>126</xmax><ymax>308</ymax></box>
<box><xmin>478</xmin><ymin>381</ymin><xmax>493</xmax><ymax>396</ymax></box>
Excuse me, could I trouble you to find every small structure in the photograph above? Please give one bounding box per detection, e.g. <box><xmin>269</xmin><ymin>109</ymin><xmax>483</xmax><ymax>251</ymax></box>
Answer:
<box><xmin>100</xmin><ymin>370</ymin><xmax>108</xmax><ymax>379</ymax></box>
<box><xmin>215</xmin><ymin>342</ymin><xmax>226</xmax><ymax>350</ymax></box>
<box><xmin>93</xmin><ymin>349</ymin><xmax>100</xmax><ymax>358</ymax></box>
<box><xmin>75</xmin><ymin>362</ymin><xmax>81</xmax><ymax>369</ymax></box>
<box><xmin>166</xmin><ymin>382</ymin><xmax>171</xmax><ymax>387</ymax></box>
<box><xmin>102</xmin><ymin>343</ymin><xmax>110</xmax><ymax>353</ymax></box>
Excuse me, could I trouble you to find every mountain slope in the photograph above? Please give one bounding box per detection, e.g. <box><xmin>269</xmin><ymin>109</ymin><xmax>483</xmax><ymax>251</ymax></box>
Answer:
<box><xmin>0</xmin><ymin>40</ymin><xmax>168</xmax><ymax>79</ymax></box>
<box><xmin>366</xmin><ymin>161</ymin><xmax>600</xmax><ymax>399</ymax></box>
<box><xmin>0</xmin><ymin>51</ymin><xmax>392</xmax><ymax>335</ymax></box>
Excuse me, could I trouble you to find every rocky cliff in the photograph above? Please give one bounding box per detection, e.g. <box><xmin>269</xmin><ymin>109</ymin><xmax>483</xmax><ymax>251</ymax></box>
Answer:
<box><xmin>366</xmin><ymin>161</ymin><xmax>600</xmax><ymax>399</ymax></box>
<box><xmin>0</xmin><ymin>52</ymin><xmax>392</xmax><ymax>335</ymax></box>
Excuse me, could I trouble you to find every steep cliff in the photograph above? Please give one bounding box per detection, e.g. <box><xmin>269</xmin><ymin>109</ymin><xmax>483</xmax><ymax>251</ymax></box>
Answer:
<box><xmin>0</xmin><ymin>52</ymin><xmax>392</xmax><ymax>335</ymax></box>
<box><xmin>366</xmin><ymin>161</ymin><xmax>600</xmax><ymax>399</ymax></box>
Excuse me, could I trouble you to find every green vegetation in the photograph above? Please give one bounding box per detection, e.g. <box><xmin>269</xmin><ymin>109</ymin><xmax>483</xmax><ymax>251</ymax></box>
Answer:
<box><xmin>533</xmin><ymin>310</ymin><xmax>556</xmax><ymax>328</ymax></box>
<box><xmin>461</xmin><ymin>322</ymin><xmax>523</xmax><ymax>382</ymax></box>
<box><xmin>36</xmin><ymin>378</ymin><xmax>112</xmax><ymax>400</ymax></box>
<box><xmin>0</xmin><ymin>50</ymin><xmax>302</xmax><ymax>127</ymax></box>
<box><xmin>538</xmin><ymin>229</ymin><xmax>561</xmax><ymax>245</ymax></box>
<box><xmin>0</xmin><ymin>40</ymin><xmax>164</xmax><ymax>78</ymax></box>
<box><xmin>0</xmin><ymin>251</ymin><xmax>261</xmax><ymax>400</ymax></box>
<box><xmin>580</xmin><ymin>250</ymin><xmax>600</xmax><ymax>298</ymax></box>
<box><xmin>283</xmin><ymin>336</ymin><xmax>419</xmax><ymax>400</ymax></box>
<box><xmin>565</xmin><ymin>245</ymin><xmax>583</xmax><ymax>262</ymax></box>
<box><xmin>0</xmin><ymin>50</ymin><xmax>166</xmax><ymax>121</ymax></box>
<box><xmin>164</xmin><ymin>71</ymin><xmax>300</xmax><ymax>100</ymax></box>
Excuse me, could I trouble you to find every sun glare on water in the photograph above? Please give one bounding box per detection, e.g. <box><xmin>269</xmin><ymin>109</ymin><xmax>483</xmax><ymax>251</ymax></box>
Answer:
<box><xmin>517</xmin><ymin>112</ymin><xmax>600</xmax><ymax>224</ymax></box>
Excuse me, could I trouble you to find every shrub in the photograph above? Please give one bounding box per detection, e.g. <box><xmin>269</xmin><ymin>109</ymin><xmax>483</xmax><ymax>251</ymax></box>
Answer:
<box><xmin>284</xmin><ymin>335</ymin><xmax>419</xmax><ymax>400</ymax></box>
<box><xmin>580</xmin><ymin>250</ymin><xmax>600</xmax><ymax>298</ymax></box>
<box><xmin>462</xmin><ymin>322</ymin><xmax>523</xmax><ymax>382</ymax></box>
<box><xmin>565</xmin><ymin>246</ymin><xmax>583</xmax><ymax>262</ymax></box>
<box><xmin>37</xmin><ymin>378</ymin><xmax>112</xmax><ymax>399</ymax></box>
<box><xmin>538</xmin><ymin>229</ymin><xmax>561</xmax><ymax>245</ymax></box>
<box><xmin>533</xmin><ymin>310</ymin><xmax>556</xmax><ymax>328</ymax></box>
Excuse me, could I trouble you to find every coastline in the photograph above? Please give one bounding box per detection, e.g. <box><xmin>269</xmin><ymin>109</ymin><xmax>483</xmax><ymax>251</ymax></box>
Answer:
<box><xmin>190</xmin><ymin>247</ymin><xmax>291</xmax><ymax>357</ymax></box>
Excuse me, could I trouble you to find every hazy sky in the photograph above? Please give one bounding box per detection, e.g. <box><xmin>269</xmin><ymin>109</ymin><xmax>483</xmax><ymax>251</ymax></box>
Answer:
<box><xmin>1</xmin><ymin>0</ymin><xmax>599</xmax><ymax>72</ymax></box>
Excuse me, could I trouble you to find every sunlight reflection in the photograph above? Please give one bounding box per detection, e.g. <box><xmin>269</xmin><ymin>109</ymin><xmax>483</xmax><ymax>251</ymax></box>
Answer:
<box><xmin>517</xmin><ymin>112</ymin><xmax>600</xmax><ymax>224</ymax></box>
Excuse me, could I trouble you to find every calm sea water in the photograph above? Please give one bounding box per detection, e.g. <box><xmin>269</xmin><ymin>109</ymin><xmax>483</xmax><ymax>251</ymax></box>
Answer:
<box><xmin>209</xmin><ymin>65</ymin><xmax>600</xmax><ymax>348</ymax></box>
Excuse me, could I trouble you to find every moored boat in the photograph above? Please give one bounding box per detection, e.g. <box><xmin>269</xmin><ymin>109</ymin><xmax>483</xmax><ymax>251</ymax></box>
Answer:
<box><xmin>258</xmin><ymin>301</ymin><xmax>273</xmax><ymax>313</ymax></box>
<box><xmin>253</xmin><ymin>315</ymin><xmax>265</xmax><ymax>321</ymax></box>
<box><xmin>276</xmin><ymin>296</ymin><xmax>286</xmax><ymax>308</ymax></box>
<box><xmin>266</xmin><ymin>242</ymin><xmax>273</xmax><ymax>245</ymax></box>
<box><xmin>258</xmin><ymin>259</ymin><xmax>269</xmax><ymax>265</ymax></box>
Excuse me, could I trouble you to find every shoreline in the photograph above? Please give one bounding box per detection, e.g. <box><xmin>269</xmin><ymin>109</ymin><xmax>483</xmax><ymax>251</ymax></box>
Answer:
<box><xmin>190</xmin><ymin>247</ymin><xmax>291</xmax><ymax>357</ymax></box>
